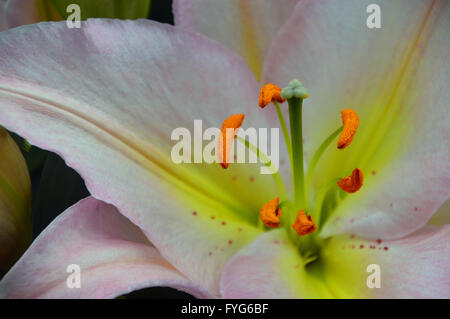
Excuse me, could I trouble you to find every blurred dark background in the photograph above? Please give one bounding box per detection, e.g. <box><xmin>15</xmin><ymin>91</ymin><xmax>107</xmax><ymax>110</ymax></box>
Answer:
<box><xmin>11</xmin><ymin>0</ymin><xmax>195</xmax><ymax>299</ymax></box>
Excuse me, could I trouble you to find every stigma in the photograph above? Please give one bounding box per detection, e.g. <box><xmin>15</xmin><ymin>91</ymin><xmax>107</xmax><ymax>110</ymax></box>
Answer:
<box><xmin>280</xmin><ymin>79</ymin><xmax>309</xmax><ymax>99</ymax></box>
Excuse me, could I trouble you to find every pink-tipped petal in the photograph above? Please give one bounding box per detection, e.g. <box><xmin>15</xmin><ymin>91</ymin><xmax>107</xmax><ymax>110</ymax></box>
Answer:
<box><xmin>263</xmin><ymin>0</ymin><xmax>450</xmax><ymax>239</ymax></box>
<box><xmin>0</xmin><ymin>19</ymin><xmax>279</xmax><ymax>295</ymax></box>
<box><xmin>174</xmin><ymin>0</ymin><xmax>299</xmax><ymax>78</ymax></box>
<box><xmin>221</xmin><ymin>225</ymin><xmax>450</xmax><ymax>298</ymax></box>
<box><xmin>0</xmin><ymin>197</ymin><xmax>213</xmax><ymax>299</ymax></box>
<box><xmin>220</xmin><ymin>230</ymin><xmax>332</xmax><ymax>298</ymax></box>
<box><xmin>322</xmin><ymin>225</ymin><xmax>450</xmax><ymax>298</ymax></box>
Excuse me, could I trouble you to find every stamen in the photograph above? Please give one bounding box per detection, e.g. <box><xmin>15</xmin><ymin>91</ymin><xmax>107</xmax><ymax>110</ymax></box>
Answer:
<box><xmin>235</xmin><ymin>136</ymin><xmax>287</xmax><ymax>198</ymax></box>
<box><xmin>259</xmin><ymin>197</ymin><xmax>283</xmax><ymax>228</ymax></box>
<box><xmin>337</xmin><ymin>168</ymin><xmax>364</xmax><ymax>193</ymax></box>
<box><xmin>258</xmin><ymin>83</ymin><xmax>285</xmax><ymax>108</ymax></box>
<box><xmin>292</xmin><ymin>210</ymin><xmax>317</xmax><ymax>236</ymax></box>
<box><xmin>218</xmin><ymin>114</ymin><xmax>245</xmax><ymax>169</ymax></box>
<box><xmin>337</xmin><ymin>109</ymin><xmax>359</xmax><ymax>149</ymax></box>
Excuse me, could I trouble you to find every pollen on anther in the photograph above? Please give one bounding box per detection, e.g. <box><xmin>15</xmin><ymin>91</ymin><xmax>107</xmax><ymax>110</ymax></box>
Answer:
<box><xmin>218</xmin><ymin>114</ymin><xmax>245</xmax><ymax>169</ymax></box>
<box><xmin>337</xmin><ymin>109</ymin><xmax>359</xmax><ymax>149</ymax></box>
<box><xmin>258</xmin><ymin>83</ymin><xmax>285</xmax><ymax>108</ymax></box>
<box><xmin>292</xmin><ymin>210</ymin><xmax>317</xmax><ymax>236</ymax></box>
<box><xmin>259</xmin><ymin>197</ymin><xmax>282</xmax><ymax>228</ymax></box>
<box><xmin>337</xmin><ymin>168</ymin><xmax>364</xmax><ymax>193</ymax></box>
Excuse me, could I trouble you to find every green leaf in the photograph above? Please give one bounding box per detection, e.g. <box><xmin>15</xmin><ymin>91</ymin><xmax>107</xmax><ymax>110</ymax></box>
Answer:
<box><xmin>49</xmin><ymin>0</ymin><xmax>151</xmax><ymax>20</ymax></box>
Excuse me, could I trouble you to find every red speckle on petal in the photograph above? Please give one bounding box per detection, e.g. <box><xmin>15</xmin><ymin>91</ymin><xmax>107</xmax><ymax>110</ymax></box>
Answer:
<box><xmin>376</xmin><ymin>239</ymin><xmax>382</xmax><ymax>244</ymax></box>
<box><xmin>350</xmin><ymin>234</ymin><xmax>355</xmax><ymax>238</ymax></box>
<box><xmin>414</xmin><ymin>207</ymin><xmax>419</xmax><ymax>211</ymax></box>
<box><xmin>351</xmin><ymin>245</ymin><xmax>355</xmax><ymax>249</ymax></box>
<box><xmin>360</xmin><ymin>245</ymin><xmax>364</xmax><ymax>249</ymax></box>
<box><xmin>232</xmin><ymin>176</ymin><xmax>237</xmax><ymax>181</ymax></box>
<box><xmin>208</xmin><ymin>252</ymin><xmax>212</xmax><ymax>256</ymax></box>
<box><xmin>371</xmin><ymin>170</ymin><xmax>376</xmax><ymax>175</ymax></box>
<box><xmin>192</xmin><ymin>211</ymin><xmax>197</xmax><ymax>216</ymax></box>
<box><xmin>249</xmin><ymin>176</ymin><xmax>255</xmax><ymax>182</ymax></box>
<box><xmin>273</xmin><ymin>240</ymin><xmax>279</xmax><ymax>245</ymax></box>
<box><xmin>370</xmin><ymin>245</ymin><xmax>376</xmax><ymax>249</ymax></box>
<box><xmin>295</xmin><ymin>264</ymin><xmax>300</xmax><ymax>269</ymax></box>
<box><xmin>228</xmin><ymin>240</ymin><xmax>233</xmax><ymax>245</ymax></box>
<box><xmin>211</xmin><ymin>216</ymin><xmax>215</xmax><ymax>220</ymax></box>
<box><xmin>389</xmin><ymin>203</ymin><xmax>393</xmax><ymax>207</ymax></box>
<box><xmin>238</xmin><ymin>228</ymin><xmax>243</xmax><ymax>232</ymax></box>
<box><xmin>384</xmin><ymin>246</ymin><xmax>389</xmax><ymax>251</ymax></box>
<box><xmin>221</xmin><ymin>221</ymin><xmax>227</xmax><ymax>226</ymax></box>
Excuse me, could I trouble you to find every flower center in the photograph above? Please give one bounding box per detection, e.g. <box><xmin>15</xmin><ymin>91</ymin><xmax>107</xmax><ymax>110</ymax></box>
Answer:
<box><xmin>217</xmin><ymin>79</ymin><xmax>363</xmax><ymax>260</ymax></box>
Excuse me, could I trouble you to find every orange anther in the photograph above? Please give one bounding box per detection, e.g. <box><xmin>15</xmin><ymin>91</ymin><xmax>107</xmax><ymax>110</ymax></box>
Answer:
<box><xmin>292</xmin><ymin>210</ymin><xmax>317</xmax><ymax>236</ymax></box>
<box><xmin>259</xmin><ymin>197</ymin><xmax>283</xmax><ymax>228</ymax></box>
<box><xmin>337</xmin><ymin>168</ymin><xmax>364</xmax><ymax>193</ymax></box>
<box><xmin>258</xmin><ymin>83</ymin><xmax>285</xmax><ymax>108</ymax></box>
<box><xmin>218</xmin><ymin>114</ymin><xmax>245</xmax><ymax>169</ymax></box>
<box><xmin>337</xmin><ymin>109</ymin><xmax>359</xmax><ymax>149</ymax></box>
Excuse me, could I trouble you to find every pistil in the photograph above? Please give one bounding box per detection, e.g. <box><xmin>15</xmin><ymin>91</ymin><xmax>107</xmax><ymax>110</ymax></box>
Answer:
<box><xmin>281</xmin><ymin>80</ymin><xmax>309</xmax><ymax>208</ymax></box>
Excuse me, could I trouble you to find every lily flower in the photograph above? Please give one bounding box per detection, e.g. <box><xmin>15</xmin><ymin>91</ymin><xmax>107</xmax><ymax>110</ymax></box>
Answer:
<box><xmin>0</xmin><ymin>0</ymin><xmax>449</xmax><ymax>298</ymax></box>
<box><xmin>0</xmin><ymin>128</ymin><xmax>32</xmax><ymax>277</ymax></box>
